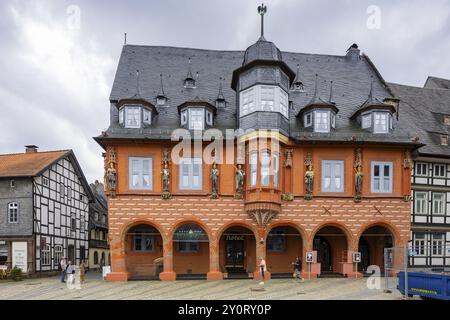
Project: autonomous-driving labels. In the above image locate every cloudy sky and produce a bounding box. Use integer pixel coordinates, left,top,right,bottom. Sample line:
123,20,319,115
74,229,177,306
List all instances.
0,0,449,182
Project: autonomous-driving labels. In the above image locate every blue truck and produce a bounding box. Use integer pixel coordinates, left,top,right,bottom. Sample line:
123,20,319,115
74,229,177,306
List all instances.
397,271,450,300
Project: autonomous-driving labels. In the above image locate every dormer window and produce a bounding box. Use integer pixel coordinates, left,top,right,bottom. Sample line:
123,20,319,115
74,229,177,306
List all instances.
184,78,196,89
362,113,371,129
374,112,389,133
118,104,155,128
441,134,449,146
189,108,204,130
178,101,216,130
156,96,167,106
239,85,289,118
444,115,450,125
302,109,337,133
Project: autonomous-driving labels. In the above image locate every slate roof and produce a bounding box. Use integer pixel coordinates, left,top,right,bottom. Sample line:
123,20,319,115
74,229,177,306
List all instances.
388,82,450,157
97,43,420,147
424,76,450,90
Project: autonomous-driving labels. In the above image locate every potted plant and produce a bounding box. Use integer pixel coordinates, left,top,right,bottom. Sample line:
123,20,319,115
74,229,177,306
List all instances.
10,266,23,281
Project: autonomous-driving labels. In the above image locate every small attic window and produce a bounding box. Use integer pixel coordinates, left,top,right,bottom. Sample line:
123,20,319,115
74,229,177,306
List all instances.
184,78,196,89
156,95,167,106
441,134,449,146
444,115,450,125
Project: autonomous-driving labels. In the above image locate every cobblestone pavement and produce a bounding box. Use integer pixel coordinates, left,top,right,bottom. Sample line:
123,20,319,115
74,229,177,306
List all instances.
0,273,406,300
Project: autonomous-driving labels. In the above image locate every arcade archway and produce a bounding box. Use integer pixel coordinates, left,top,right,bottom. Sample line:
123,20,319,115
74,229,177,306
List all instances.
313,225,350,274
266,226,303,276
358,225,394,273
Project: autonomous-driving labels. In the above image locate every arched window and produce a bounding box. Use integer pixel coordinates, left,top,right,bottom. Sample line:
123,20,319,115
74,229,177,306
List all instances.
7,203,19,224
94,251,99,265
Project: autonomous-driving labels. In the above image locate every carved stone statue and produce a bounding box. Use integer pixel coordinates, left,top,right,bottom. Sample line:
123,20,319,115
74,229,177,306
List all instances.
354,147,363,202
161,162,170,192
235,164,245,194
305,167,314,194
211,163,219,198
106,162,117,195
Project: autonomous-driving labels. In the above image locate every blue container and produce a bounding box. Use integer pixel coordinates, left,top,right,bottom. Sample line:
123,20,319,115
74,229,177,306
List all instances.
397,271,450,300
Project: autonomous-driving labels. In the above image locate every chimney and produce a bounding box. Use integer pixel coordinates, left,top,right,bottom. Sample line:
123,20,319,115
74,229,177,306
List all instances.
25,145,38,153
346,43,360,61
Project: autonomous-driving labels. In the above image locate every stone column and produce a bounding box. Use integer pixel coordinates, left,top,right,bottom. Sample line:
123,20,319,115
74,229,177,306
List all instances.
106,235,130,281
159,238,176,281
207,237,223,281
253,227,271,281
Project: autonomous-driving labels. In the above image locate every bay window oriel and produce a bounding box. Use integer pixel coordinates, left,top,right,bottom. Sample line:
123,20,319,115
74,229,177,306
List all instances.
248,151,280,189
239,85,289,118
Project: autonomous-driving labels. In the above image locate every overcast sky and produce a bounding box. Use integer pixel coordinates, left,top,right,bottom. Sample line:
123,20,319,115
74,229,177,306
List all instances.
0,0,449,183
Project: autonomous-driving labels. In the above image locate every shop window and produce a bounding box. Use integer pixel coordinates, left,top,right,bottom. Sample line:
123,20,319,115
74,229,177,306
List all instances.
267,229,287,252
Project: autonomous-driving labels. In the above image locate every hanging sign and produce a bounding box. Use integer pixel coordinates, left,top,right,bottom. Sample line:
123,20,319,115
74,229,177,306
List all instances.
226,235,244,241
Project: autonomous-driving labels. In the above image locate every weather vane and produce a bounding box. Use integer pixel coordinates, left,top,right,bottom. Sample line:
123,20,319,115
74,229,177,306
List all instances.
258,3,267,39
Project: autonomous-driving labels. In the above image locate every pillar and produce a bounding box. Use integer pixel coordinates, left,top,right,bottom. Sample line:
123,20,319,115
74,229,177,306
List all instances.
159,238,176,281
253,227,271,281
106,235,130,281
207,238,223,281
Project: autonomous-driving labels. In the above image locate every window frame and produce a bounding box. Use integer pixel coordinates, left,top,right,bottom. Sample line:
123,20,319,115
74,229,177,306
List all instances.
414,234,426,256
304,112,313,128
362,113,372,129
142,108,152,125
415,162,428,177
54,245,63,265
7,202,19,224
321,160,345,193
41,244,51,266
433,164,446,178
432,192,445,215
414,191,428,215
371,161,393,193
179,158,203,190
314,110,330,133
373,112,389,133
431,234,444,256
176,241,200,253
188,108,205,131
133,233,155,252
124,105,142,129
128,157,153,190
250,153,258,187
239,85,289,118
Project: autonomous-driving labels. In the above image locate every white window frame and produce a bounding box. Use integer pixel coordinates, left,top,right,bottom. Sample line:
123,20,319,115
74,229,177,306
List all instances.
431,234,444,256
432,192,445,215
206,110,213,126
239,85,289,118
371,161,393,193
188,108,205,131
374,112,389,133
250,153,258,187
41,244,51,266
119,108,124,125
260,152,271,187
129,157,153,190
54,245,63,265
181,110,188,125
414,192,428,215
433,164,446,178
414,234,426,256
304,112,312,127
143,108,152,125
7,202,19,224
273,153,279,188
415,162,428,176
322,160,344,192
133,234,155,252
125,106,142,129
314,110,330,133
179,158,202,190
362,113,371,129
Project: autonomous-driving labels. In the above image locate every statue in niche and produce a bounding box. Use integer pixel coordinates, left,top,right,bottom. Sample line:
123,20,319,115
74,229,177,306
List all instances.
235,164,245,195
211,163,219,198
354,148,363,202
161,162,170,192
304,153,314,200
106,162,117,196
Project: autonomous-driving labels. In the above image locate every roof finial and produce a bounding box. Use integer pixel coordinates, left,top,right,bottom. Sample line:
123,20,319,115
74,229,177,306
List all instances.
187,57,193,79
313,74,319,98
124,33,127,45
136,69,140,96
329,81,335,104
369,75,374,99
158,73,165,96
258,3,267,40
217,77,225,100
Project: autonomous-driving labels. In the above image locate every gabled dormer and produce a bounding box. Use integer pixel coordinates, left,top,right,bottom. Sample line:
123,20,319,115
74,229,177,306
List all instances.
178,99,217,131
297,76,338,133
351,78,396,134
117,70,158,128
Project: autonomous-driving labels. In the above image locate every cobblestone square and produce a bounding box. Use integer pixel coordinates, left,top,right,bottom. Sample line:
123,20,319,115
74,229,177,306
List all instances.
0,273,405,300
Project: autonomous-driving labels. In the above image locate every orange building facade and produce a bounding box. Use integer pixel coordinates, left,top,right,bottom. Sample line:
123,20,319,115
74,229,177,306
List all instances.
96,10,419,281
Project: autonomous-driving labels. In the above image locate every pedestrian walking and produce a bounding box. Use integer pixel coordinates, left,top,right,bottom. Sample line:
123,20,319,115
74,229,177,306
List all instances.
60,258,67,283
292,256,304,281
79,260,86,283
259,256,267,285
66,261,75,285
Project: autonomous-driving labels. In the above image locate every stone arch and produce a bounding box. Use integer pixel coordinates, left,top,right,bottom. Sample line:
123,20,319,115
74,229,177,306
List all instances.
216,221,258,240
310,221,353,249
169,218,212,242
266,221,308,244
120,219,167,243
355,221,401,248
